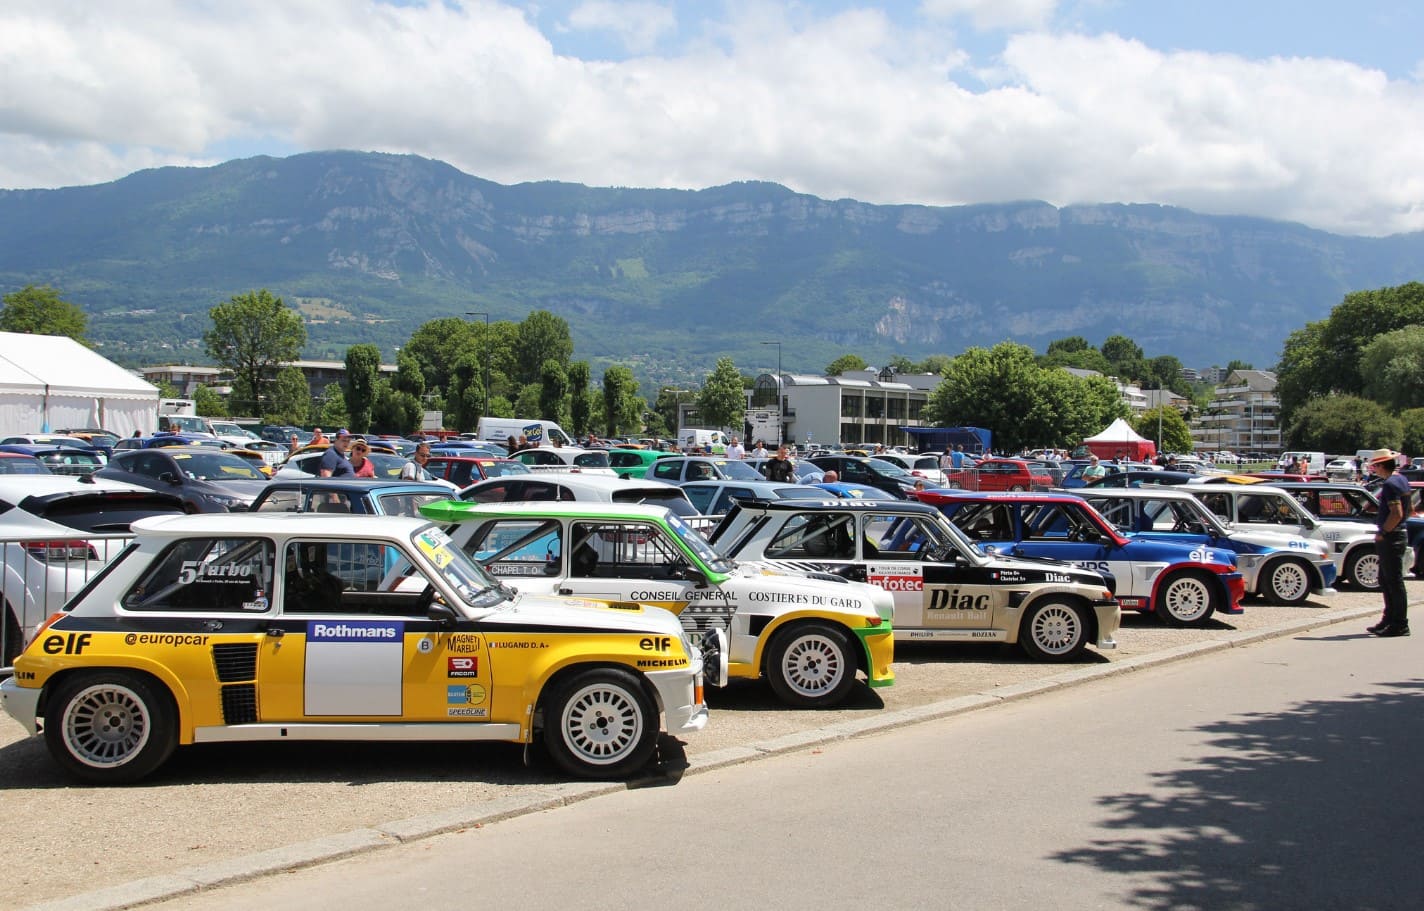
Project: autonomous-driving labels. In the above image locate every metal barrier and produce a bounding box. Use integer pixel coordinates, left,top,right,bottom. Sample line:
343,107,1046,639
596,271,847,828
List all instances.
1,532,133,677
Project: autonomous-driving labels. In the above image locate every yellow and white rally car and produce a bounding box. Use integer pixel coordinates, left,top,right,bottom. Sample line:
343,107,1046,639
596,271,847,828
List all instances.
0,513,708,784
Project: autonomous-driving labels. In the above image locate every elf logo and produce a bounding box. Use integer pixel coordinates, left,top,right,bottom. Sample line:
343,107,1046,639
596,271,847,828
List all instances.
43,633,92,655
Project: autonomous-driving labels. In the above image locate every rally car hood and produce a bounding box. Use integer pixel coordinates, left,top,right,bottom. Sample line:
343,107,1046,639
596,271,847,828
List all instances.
493,590,691,638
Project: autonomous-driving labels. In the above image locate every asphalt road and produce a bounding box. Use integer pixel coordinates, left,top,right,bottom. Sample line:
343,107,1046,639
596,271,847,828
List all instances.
3,585,1417,909
138,610,1424,911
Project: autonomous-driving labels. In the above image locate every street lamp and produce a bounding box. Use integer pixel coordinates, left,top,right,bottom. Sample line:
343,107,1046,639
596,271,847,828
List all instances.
466,311,490,420
761,341,782,445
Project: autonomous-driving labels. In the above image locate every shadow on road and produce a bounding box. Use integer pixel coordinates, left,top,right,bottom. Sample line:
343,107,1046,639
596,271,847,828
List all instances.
1050,677,1424,910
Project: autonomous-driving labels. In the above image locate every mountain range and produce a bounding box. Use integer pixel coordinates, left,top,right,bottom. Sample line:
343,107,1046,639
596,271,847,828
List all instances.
1,150,1421,387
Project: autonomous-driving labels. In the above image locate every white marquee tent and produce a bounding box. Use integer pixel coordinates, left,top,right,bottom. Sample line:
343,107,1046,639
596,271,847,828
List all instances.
0,332,158,437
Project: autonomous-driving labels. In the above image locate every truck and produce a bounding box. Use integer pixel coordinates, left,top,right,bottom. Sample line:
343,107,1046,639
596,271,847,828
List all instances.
474,417,574,448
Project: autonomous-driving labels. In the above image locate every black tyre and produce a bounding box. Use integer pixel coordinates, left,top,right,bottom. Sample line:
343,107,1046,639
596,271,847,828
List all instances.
1019,599,1089,661
1262,558,1313,605
543,667,658,779
1343,547,1381,591
765,622,857,708
1154,570,1219,627
43,671,177,784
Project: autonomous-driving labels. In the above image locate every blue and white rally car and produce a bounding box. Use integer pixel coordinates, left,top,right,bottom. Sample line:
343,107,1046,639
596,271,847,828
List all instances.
1077,487,1336,604
917,490,1246,627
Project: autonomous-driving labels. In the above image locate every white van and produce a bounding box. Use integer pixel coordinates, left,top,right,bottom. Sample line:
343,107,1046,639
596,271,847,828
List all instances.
1277,451,1325,473
475,417,574,448
679,428,727,453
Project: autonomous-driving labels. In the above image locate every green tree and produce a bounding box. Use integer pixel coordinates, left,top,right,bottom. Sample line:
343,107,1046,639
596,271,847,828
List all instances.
825,354,867,376
1040,336,1111,374
0,284,87,342
1283,394,1400,452
601,366,639,436
204,289,306,416
371,380,421,435
697,357,745,431
567,361,591,436
1046,336,1093,356
447,353,486,433
1134,406,1193,454
915,354,954,376
155,380,182,399
539,359,568,424
1101,334,1146,381
514,311,573,386
316,383,349,428
392,351,425,399
1275,282,1424,421
343,344,382,434
1144,355,1185,392
403,318,477,394
265,367,311,426
652,386,687,437
925,343,1126,452
1225,359,1254,372
1399,408,1424,456
1360,326,1424,412
193,385,228,418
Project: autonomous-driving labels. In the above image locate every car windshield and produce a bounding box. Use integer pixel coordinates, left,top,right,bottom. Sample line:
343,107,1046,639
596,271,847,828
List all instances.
410,525,508,610
613,487,698,518
170,452,267,481
865,458,912,479
0,456,49,474
374,492,452,517
718,460,764,480
665,513,735,573
480,460,529,477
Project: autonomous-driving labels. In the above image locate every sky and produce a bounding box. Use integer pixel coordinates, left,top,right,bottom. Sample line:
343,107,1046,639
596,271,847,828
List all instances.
2,0,1422,236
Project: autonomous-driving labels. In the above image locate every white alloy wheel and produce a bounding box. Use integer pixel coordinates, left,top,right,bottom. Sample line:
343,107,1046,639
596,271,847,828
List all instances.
767,622,857,707
1021,600,1087,660
1264,559,1312,605
544,668,657,779
1155,571,1217,626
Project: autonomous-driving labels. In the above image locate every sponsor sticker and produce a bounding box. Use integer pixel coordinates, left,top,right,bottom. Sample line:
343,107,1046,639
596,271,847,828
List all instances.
448,634,481,653
448,656,479,677
447,683,487,705
123,633,210,647
307,621,403,642
417,637,434,653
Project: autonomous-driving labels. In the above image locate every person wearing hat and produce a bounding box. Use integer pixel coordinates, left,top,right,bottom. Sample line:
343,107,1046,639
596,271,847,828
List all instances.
318,429,355,478
1367,448,1411,637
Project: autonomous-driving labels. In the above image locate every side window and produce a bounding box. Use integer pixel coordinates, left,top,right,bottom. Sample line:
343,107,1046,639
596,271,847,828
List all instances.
571,521,685,579
1088,499,1136,533
955,504,1015,541
683,485,718,514
467,481,515,503
282,540,410,614
521,481,563,501
123,537,275,612
652,461,681,481
766,513,857,559
1237,494,1281,524
714,487,755,514
254,489,303,512
464,519,563,576
866,514,935,558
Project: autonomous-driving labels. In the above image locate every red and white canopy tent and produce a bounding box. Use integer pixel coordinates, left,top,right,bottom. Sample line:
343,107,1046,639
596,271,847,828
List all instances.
1081,417,1156,462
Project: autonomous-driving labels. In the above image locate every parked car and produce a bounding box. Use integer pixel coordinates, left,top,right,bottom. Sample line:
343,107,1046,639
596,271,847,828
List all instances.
94,447,270,512
917,489,1246,626
680,479,826,517
1267,481,1378,524
419,499,894,707
649,456,766,484
0,444,103,476
959,458,1056,492
273,448,454,490
458,473,703,523
1059,461,1126,488
0,513,707,782
607,448,669,479
423,455,530,487
0,435,108,461
874,453,948,487
745,456,825,484
706,497,1119,661
1185,483,1381,590
0,452,50,475
0,477,186,664
514,446,615,476
1082,470,1197,488
807,455,917,498
1077,488,1336,604
113,434,229,452
249,478,454,517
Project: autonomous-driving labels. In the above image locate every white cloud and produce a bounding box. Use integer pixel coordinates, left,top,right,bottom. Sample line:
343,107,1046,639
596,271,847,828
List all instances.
919,0,1058,31
0,1,1421,236
565,1,676,54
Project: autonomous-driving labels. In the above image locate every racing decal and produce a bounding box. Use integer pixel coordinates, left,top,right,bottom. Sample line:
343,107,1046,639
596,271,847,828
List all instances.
241,590,270,612
490,562,546,576
121,633,209,647
489,640,549,649
639,636,672,652
868,563,923,592
926,587,991,611
304,621,404,717
637,657,689,668
448,656,479,677
42,633,92,655
177,561,256,584
417,637,434,653
992,569,1026,582
448,633,482,652
447,683,489,717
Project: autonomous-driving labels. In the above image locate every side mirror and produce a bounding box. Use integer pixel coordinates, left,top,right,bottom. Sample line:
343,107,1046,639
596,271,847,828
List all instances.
158,472,182,486
426,602,458,628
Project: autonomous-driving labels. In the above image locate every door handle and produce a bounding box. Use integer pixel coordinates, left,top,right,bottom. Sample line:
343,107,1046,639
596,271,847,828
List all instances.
558,587,572,595
265,627,285,638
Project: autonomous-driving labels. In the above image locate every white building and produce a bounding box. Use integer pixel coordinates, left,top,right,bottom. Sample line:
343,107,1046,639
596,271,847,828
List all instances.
748,367,936,448
1192,369,1281,456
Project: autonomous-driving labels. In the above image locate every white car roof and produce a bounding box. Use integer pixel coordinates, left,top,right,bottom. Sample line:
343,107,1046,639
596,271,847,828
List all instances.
0,475,152,500
129,512,435,540
450,501,673,520
463,473,679,499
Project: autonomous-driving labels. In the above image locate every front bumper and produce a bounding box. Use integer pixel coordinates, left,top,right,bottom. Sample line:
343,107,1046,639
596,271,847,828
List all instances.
644,666,708,735
853,618,896,688
1092,599,1120,650
0,676,41,736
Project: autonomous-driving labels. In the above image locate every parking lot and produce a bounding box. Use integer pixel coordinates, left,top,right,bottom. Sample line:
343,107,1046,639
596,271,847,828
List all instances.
1,586,1412,908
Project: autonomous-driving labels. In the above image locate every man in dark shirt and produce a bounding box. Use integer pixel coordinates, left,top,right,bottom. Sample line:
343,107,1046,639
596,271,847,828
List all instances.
1367,448,1411,637
319,429,355,478
764,444,795,483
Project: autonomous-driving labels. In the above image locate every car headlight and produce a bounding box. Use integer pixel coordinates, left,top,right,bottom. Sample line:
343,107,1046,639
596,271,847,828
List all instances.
208,494,248,511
